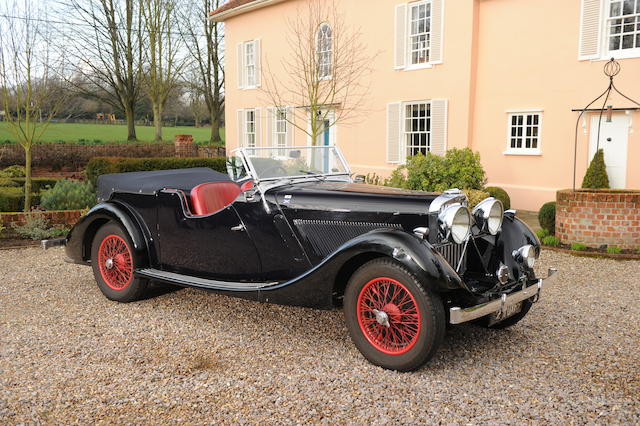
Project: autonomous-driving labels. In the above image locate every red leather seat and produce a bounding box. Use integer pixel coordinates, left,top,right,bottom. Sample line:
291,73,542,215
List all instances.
190,182,241,216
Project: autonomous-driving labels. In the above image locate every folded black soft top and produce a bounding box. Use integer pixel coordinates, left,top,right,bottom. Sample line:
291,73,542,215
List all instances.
97,168,232,202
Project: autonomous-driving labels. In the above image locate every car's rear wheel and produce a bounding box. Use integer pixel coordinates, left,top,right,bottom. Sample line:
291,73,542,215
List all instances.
91,222,148,302
344,258,445,371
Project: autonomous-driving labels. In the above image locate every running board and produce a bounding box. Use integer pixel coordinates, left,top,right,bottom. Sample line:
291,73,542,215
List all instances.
135,268,278,291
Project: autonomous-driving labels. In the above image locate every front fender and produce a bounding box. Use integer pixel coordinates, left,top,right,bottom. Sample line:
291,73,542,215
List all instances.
497,214,541,279
65,202,149,266
258,228,465,308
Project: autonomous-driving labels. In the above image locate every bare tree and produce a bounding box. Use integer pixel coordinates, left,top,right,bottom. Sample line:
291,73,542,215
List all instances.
0,1,68,211
181,0,225,143
63,0,145,141
140,0,185,142
261,0,374,146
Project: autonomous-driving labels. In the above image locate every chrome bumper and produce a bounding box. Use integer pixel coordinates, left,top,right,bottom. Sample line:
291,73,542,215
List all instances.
449,268,558,325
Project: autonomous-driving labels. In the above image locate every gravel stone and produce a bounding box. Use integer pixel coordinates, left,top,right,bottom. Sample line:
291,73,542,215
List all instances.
1,248,638,423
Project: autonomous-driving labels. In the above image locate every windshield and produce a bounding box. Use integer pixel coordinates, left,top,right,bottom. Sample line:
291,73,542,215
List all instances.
229,146,350,182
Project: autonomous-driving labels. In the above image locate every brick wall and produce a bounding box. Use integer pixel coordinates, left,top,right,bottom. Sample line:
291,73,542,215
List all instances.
556,189,640,249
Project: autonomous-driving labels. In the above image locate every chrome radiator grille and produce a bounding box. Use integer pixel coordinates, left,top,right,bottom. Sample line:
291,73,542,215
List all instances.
434,241,467,271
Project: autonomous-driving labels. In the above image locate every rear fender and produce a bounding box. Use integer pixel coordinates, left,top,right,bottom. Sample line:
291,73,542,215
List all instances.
65,202,150,266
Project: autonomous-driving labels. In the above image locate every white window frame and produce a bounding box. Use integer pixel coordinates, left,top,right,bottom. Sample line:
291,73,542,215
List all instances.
603,0,640,58
317,23,333,80
244,42,256,88
245,109,256,148
504,110,543,156
273,107,288,157
403,101,431,157
407,0,432,69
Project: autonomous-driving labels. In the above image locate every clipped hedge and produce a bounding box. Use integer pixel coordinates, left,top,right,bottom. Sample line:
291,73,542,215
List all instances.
86,156,228,187
6,177,59,192
0,187,43,212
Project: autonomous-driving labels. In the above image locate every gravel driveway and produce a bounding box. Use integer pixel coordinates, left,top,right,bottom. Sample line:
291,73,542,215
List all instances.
1,247,638,423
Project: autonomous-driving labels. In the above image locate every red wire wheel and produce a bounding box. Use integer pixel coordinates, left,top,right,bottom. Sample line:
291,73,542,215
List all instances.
97,234,133,291
356,277,422,355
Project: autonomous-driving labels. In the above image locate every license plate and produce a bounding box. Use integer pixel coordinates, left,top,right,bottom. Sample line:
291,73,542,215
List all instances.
488,301,522,326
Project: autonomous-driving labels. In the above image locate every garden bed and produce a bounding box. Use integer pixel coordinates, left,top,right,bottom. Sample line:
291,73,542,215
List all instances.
541,243,640,260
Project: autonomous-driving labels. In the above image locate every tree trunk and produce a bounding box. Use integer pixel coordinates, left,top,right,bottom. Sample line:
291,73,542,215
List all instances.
153,103,162,142
210,111,221,143
125,102,137,141
23,147,32,212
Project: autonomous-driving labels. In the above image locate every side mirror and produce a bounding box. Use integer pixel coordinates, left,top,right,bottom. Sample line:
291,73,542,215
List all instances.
354,175,365,183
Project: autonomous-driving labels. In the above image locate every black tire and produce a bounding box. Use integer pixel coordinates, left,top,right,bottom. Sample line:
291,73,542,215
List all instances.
482,299,533,329
91,222,148,302
344,258,446,371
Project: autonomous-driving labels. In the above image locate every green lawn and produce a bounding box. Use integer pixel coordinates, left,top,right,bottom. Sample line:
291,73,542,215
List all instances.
0,122,225,144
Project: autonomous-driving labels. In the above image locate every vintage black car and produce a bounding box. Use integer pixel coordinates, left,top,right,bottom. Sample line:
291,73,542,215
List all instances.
51,146,557,371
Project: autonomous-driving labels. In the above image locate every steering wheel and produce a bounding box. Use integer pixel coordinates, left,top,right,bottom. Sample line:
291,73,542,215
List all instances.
260,165,287,178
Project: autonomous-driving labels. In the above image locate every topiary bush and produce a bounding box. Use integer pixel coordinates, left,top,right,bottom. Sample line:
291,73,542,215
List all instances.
86,156,228,188
538,201,556,235
386,148,486,192
40,179,96,211
485,186,510,210
582,149,609,189
0,165,26,178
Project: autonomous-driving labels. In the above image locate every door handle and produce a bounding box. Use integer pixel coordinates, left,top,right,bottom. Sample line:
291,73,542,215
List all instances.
231,224,246,232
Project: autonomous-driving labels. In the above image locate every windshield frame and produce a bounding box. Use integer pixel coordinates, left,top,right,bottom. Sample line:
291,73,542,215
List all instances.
230,145,352,184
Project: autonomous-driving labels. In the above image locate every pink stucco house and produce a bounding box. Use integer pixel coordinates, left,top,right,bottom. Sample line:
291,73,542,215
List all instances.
210,0,640,210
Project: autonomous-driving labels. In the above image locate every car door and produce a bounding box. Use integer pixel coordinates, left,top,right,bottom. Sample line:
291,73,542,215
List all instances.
156,191,261,280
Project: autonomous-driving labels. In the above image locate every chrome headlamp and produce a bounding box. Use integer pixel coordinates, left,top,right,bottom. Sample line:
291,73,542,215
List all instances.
472,197,504,235
513,244,538,268
438,204,471,244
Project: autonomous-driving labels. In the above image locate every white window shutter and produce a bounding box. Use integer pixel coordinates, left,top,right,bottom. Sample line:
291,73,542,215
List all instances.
579,0,603,60
430,99,448,155
266,107,273,146
286,107,295,146
429,0,444,64
254,108,262,147
387,102,402,163
237,43,245,89
394,4,407,69
236,109,245,147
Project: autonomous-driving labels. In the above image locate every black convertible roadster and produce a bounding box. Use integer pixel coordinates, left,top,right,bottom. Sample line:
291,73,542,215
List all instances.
48,146,557,371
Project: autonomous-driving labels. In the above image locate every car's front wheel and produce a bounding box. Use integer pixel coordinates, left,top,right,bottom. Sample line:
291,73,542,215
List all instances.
344,258,445,371
91,222,148,302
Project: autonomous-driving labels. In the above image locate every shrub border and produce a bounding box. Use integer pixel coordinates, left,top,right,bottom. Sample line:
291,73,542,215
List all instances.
0,209,84,239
